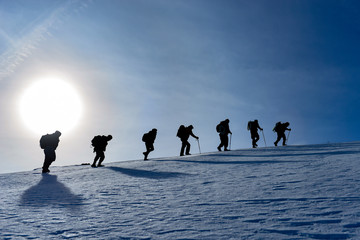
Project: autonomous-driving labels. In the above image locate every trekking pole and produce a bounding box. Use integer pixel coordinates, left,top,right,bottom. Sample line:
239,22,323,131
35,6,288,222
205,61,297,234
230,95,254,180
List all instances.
261,130,267,147
229,133,232,150
197,139,201,154
286,131,291,145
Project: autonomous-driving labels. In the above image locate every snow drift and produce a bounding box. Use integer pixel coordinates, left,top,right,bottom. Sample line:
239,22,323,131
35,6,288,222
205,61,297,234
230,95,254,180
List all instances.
1,142,360,239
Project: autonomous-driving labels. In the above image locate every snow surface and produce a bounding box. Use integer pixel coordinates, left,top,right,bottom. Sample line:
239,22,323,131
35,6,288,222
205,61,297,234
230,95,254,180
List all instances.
1,142,360,239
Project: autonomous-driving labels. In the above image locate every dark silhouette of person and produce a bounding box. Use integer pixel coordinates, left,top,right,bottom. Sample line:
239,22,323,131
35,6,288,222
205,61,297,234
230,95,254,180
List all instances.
91,135,112,167
177,125,199,156
217,119,232,151
248,119,263,148
273,122,291,146
142,128,157,160
39,130,61,173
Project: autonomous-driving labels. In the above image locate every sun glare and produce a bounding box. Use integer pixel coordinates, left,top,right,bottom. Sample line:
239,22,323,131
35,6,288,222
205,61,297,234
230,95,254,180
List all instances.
19,78,83,135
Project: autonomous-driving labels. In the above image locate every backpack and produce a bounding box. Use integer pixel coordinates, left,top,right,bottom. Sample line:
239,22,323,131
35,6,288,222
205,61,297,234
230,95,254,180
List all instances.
216,123,225,134
216,123,221,133
247,121,252,131
176,125,186,138
273,122,281,132
142,133,148,142
91,135,102,147
39,134,50,149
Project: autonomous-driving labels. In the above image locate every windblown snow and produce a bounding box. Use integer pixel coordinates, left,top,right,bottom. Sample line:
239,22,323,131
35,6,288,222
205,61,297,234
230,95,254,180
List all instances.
1,142,360,239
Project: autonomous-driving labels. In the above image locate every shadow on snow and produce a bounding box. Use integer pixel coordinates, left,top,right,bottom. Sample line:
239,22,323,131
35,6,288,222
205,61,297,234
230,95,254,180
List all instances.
163,159,305,165
207,149,360,159
19,174,84,210
107,166,190,179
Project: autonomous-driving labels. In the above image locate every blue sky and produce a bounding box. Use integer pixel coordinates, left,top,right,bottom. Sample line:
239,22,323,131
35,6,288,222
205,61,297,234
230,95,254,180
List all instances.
0,0,359,173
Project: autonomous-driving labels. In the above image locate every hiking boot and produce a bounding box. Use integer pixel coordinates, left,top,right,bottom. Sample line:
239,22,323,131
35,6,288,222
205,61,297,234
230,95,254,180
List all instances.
42,169,50,173
217,146,221,151
274,142,277,146
224,149,230,151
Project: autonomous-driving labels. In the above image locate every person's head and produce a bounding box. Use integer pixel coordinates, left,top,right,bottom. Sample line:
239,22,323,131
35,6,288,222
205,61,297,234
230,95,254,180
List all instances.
107,135,113,140
285,122,290,127
254,119,258,123
152,128,157,132
188,125,194,129
54,130,62,137
225,119,230,123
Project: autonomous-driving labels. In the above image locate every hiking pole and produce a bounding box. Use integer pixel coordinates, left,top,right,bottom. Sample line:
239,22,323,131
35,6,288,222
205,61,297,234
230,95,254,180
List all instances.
286,131,291,145
261,130,267,147
197,139,201,154
229,133,232,150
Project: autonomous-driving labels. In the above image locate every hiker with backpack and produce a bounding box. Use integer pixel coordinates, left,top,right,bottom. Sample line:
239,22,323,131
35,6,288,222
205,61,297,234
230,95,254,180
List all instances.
177,125,199,156
247,119,263,148
91,135,112,167
216,119,232,151
273,122,291,146
142,128,157,160
39,130,62,173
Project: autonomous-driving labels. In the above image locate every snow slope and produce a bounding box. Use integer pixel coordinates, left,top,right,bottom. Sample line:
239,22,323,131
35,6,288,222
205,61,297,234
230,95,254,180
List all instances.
1,142,360,239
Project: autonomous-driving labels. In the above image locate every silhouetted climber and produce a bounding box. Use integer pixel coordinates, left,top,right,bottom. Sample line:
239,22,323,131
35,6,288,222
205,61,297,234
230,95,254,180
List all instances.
247,119,263,148
273,122,291,146
216,119,232,151
142,128,157,160
91,135,112,167
39,130,61,173
176,125,199,156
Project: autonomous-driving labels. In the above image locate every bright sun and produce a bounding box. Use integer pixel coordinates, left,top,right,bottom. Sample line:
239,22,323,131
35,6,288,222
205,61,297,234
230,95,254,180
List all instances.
19,78,83,135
